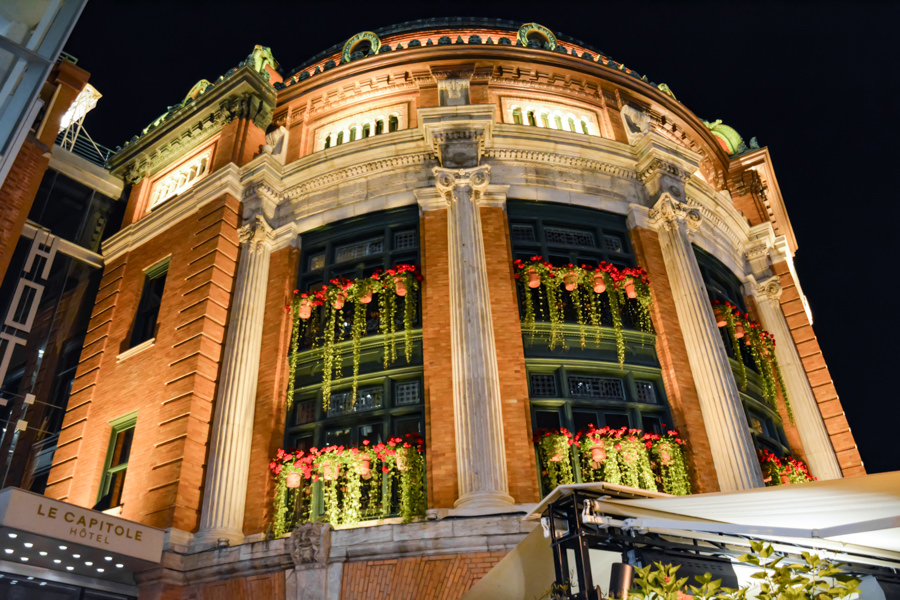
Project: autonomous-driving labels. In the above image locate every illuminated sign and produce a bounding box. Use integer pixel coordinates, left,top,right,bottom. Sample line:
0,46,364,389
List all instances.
0,488,164,563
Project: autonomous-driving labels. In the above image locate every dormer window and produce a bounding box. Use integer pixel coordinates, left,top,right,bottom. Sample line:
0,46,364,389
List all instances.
148,150,212,210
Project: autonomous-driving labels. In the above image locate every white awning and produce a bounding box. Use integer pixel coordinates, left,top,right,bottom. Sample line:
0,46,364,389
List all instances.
525,471,900,565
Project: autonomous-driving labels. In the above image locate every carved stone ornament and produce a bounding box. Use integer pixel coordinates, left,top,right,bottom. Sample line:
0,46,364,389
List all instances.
648,195,701,232
289,522,331,568
433,165,491,200
755,276,783,302
238,214,275,250
638,157,692,185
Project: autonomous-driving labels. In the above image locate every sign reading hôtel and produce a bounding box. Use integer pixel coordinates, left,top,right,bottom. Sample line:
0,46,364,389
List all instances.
0,487,164,564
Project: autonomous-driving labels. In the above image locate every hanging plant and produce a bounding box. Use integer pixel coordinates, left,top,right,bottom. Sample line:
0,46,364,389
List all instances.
758,449,814,486
713,301,792,422
575,426,622,485
533,428,575,490
648,430,691,495
286,265,421,413
615,429,657,491
514,259,653,367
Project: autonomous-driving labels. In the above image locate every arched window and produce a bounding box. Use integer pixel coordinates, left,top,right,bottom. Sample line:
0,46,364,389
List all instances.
336,131,344,145
375,120,384,135
554,115,563,130
568,117,576,132
527,111,537,126
580,120,590,135
362,123,370,138
388,115,399,132
512,108,523,125
540,113,550,128
324,135,331,149
349,127,357,142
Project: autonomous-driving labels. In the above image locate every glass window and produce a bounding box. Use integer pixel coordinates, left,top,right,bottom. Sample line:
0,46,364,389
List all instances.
94,414,136,511
130,258,169,348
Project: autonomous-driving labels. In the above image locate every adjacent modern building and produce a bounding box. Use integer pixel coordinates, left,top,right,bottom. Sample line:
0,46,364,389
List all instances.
2,17,873,599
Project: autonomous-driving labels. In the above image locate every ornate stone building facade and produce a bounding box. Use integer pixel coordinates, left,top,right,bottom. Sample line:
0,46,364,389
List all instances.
43,18,862,599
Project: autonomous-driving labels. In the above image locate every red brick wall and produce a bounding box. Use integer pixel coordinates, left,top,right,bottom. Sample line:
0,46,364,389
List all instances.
340,552,504,600
629,226,719,493
46,194,241,532
0,139,51,282
420,210,458,508
773,261,864,477
480,206,539,503
139,572,284,600
243,246,298,535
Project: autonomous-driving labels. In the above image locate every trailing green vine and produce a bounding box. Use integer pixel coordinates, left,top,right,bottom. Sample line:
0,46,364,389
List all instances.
534,428,575,490
286,265,421,412
268,433,427,535
514,259,654,367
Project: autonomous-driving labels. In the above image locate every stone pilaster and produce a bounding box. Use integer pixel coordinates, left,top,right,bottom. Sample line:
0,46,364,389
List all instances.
192,214,274,549
433,165,514,513
751,277,842,480
648,195,763,491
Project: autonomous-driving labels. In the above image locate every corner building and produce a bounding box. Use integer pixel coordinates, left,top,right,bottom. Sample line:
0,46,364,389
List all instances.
46,18,863,599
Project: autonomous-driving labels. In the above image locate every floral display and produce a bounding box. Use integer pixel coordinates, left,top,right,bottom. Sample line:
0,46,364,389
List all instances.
534,425,691,496
286,265,421,410
513,258,653,366
757,448,815,486
712,301,792,420
269,433,426,537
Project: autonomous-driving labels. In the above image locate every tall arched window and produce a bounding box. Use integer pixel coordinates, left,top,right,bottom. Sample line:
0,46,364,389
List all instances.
554,115,563,130
362,123,371,138
567,117,576,132
540,113,550,128
375,120,384,135
580,120,590,135
388,116,399,132
324,134,331,149
512,108,523,125
349,127,357,142
527,111,537,126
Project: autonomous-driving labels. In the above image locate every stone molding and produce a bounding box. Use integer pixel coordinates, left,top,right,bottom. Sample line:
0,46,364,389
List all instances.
283,152,432,200
483,147,637,180
239,214,277,251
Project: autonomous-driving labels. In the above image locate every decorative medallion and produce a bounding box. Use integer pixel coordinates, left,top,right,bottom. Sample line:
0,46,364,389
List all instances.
342,31,381,63
517,22,558,50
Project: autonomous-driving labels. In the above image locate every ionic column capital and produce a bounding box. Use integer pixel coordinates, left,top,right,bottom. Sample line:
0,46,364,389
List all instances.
648,194,701,233
755,276,783,302
238,214,275,252
433,165,491,199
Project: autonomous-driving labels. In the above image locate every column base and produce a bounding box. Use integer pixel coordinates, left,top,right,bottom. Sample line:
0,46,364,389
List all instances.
452,491,516,516
188,527,245,553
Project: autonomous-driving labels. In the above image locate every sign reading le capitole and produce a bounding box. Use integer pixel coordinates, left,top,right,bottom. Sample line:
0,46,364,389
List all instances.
0,488,164,563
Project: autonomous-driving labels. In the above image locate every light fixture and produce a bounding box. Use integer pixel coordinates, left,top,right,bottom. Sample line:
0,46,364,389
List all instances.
53,559,61,564
7,533,16,539
23,542,32,548
19,556,28,561
3,549,12,554
58,545,67,550
66,566,74,571
97,568,105,573
39,551,47,556
104,556,113,561
72,554,80,559
40,582,47,586
26,577,33,580
85,561,93,566
115,563,124,568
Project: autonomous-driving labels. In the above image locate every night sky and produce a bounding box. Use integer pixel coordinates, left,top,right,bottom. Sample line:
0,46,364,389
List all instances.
64,1,900,474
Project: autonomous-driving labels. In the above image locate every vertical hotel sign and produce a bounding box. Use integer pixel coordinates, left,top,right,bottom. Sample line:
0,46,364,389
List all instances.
0,488,164,563
0,231,57,391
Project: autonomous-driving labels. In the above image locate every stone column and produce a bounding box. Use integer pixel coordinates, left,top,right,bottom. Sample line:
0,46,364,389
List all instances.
433,165,515,513
751,277,842,480
649,196,763,491
192,214,274,549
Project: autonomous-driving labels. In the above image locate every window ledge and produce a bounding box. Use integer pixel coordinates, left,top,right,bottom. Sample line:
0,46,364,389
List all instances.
117,338,155,363
102,505,123,517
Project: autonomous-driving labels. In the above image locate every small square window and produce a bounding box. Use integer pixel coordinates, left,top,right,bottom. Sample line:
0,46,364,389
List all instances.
529,374,558,397
603,234,624,253
394,381,421,406
635,381,657,404
393,230,417,250
308,252,326,271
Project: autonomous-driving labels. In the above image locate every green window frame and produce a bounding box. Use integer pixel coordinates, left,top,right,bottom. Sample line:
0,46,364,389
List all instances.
129,257,169,348
95,412,137,511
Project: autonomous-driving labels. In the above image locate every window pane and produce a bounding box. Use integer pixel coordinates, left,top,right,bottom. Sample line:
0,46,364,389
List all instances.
108,469,127,507
110,428,134,468
327,386,383,417
530,373,558,397
603,413,630,429
635,381,658,404
394,381,421,406
544,226,595,248
568,376,624,400
534,410,561,432
334,238,384,263
573,410,601,433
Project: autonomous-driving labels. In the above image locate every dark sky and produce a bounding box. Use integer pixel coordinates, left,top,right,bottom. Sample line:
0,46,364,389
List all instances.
65,1,900,474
